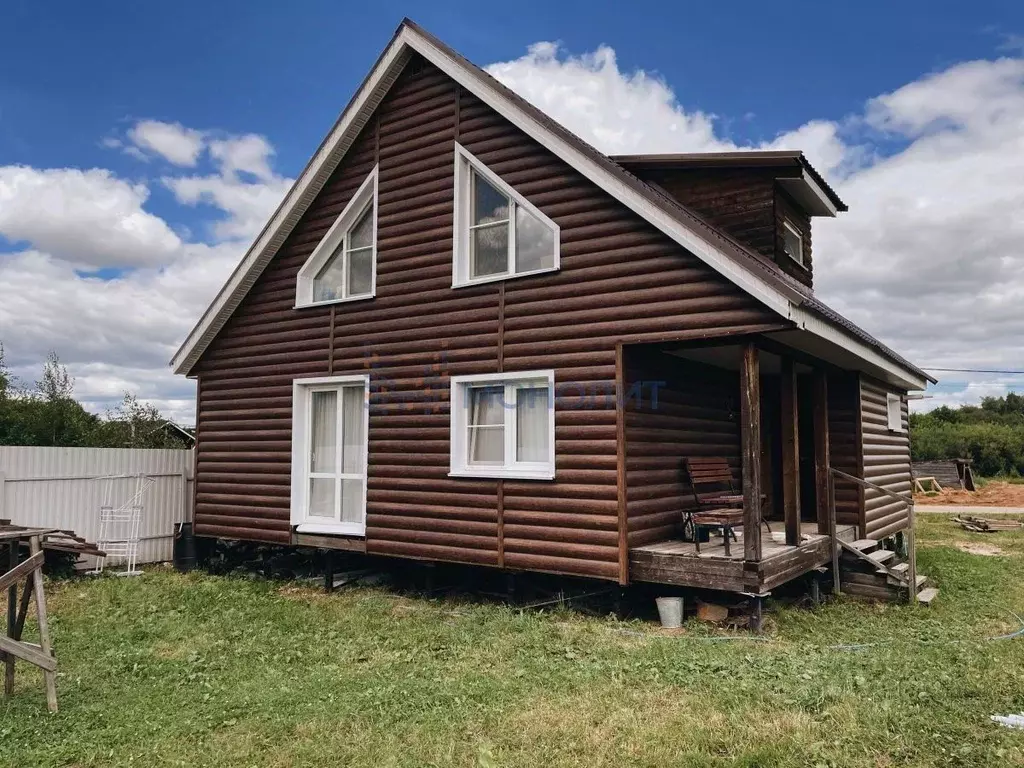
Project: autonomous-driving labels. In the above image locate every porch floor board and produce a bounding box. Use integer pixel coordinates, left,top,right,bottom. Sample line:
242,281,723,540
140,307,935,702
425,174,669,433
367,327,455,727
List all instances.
630,522,857,593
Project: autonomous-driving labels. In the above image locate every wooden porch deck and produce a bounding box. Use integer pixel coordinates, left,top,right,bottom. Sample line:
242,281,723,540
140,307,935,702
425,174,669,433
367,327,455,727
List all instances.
630,522,857,593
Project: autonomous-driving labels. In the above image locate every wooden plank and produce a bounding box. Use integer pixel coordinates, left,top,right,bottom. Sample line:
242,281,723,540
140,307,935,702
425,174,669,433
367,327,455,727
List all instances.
780,357,800,546
13,576,33,640
829,470,839,595
867,549,895,564
812,370,830,536
0,551,43,594
4,542,14,696
907,503,918,605
615,343,628,585
30,537,57,711
291,532,368,552
740,343,762,562
0,634,56,673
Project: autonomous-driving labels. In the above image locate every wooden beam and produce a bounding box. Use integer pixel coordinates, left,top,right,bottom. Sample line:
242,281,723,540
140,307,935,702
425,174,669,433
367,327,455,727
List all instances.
13,576,33,640
615,344,630,585
781,358,800,546
29,536,57,711
812,370,830,536
4,542,15,696
740,343,762,562
0,551,43,594
0,634,55,673
291,532,367,552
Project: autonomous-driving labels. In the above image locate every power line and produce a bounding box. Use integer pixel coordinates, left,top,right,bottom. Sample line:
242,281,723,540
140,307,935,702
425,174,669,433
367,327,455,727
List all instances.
924,367,1024,375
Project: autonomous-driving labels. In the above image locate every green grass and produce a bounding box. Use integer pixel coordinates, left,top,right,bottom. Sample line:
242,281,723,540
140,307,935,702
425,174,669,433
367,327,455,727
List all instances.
4,517,1024,767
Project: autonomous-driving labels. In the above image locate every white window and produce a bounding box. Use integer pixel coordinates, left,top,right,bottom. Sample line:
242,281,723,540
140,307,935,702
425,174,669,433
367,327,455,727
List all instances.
887,392,905,433
290,375,369,535
449,371,555,480
781,220,804,266
452,143,559,287
295,166,378,307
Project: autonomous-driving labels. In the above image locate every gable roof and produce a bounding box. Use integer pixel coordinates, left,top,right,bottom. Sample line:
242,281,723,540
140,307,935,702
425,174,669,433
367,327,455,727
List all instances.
171,18,933,389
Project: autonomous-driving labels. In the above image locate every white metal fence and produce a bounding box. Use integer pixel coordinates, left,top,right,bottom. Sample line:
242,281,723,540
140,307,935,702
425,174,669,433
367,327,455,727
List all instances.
0,446,194,567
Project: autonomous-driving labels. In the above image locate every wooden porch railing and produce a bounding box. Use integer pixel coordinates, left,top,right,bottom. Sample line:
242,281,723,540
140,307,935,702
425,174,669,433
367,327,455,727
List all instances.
827,467,917,603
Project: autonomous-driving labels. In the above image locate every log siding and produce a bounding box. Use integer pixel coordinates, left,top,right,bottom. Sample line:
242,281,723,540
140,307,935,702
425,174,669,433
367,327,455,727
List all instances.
192,54,780,580
860,377,912,539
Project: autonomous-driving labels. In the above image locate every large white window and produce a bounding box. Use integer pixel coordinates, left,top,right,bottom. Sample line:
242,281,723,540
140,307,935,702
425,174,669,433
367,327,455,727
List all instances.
887,392,905,433
290,375,369,535
449,371,555,480
296,166,378,307
452,143,559,287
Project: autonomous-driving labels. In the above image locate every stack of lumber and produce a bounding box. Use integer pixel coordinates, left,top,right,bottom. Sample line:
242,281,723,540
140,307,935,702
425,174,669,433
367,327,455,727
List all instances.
912,460,976,492
0,521,105,559
952,516,1024,533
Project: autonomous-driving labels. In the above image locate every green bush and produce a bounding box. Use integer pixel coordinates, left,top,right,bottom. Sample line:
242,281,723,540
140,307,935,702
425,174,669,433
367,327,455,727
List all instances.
911,393,1024,476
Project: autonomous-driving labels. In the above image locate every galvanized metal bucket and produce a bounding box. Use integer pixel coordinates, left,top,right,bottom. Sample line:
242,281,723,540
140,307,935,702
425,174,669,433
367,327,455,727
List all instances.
655,596,684,628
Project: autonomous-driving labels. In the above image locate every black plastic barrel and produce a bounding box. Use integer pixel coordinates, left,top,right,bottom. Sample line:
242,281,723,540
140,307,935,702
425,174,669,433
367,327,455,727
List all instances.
173,522,197,572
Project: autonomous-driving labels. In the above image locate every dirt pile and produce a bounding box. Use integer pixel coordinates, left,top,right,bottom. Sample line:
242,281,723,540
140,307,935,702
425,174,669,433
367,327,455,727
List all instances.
915,481,1024,507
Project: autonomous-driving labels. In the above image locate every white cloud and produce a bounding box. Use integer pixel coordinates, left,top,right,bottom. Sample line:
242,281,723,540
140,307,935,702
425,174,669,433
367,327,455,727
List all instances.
209,134,277,181
0,122,292,423
3,46,1023,425
487,42,731,156
127,120,205,166
487,44,1024,409
0,167,181,267
165,132,290,241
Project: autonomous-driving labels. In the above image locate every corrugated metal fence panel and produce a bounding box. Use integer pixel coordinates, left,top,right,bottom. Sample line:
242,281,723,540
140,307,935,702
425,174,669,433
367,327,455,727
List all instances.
0,446,194,566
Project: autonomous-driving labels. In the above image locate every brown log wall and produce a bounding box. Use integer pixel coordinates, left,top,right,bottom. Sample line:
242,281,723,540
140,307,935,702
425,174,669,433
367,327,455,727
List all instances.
192,54,779,580
629,167,814,289
827,372,863,531
860,377,912,539
623,349,742,549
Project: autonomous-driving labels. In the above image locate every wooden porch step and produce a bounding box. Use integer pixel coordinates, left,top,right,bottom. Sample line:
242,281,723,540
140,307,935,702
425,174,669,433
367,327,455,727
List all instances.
848,539,879,553
917,587,939,605
890,562,909,576
867,549,896,565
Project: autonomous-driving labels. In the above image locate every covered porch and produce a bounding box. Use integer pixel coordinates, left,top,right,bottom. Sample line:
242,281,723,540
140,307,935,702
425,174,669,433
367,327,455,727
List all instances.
621,335,861,594
630,522,856,593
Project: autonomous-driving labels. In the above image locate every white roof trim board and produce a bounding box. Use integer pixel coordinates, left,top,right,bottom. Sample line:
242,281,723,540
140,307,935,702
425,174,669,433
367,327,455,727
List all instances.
171,21,929,391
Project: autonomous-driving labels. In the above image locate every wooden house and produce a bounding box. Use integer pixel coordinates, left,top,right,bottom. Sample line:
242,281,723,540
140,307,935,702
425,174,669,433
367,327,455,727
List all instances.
171,20,935,599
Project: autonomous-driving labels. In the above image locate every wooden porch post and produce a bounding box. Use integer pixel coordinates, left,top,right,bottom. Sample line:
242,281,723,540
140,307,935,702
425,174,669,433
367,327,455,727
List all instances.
740,343,762,562
781,358,800,546
812,370,830,535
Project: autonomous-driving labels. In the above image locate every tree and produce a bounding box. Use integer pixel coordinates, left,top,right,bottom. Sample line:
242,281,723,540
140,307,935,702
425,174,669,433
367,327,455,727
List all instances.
25,351,97,446
96,393,186,449
0,343,10,398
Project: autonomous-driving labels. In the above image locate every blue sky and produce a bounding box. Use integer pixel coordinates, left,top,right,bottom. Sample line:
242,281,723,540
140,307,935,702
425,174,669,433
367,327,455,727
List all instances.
4,1,1018,185
1,1,1022,420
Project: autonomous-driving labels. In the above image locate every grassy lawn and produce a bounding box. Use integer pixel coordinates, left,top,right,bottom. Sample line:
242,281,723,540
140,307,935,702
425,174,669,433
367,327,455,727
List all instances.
3,516,1024,767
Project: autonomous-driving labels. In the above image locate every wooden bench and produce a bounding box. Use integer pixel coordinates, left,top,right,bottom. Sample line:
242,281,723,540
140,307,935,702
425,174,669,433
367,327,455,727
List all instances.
683,457,769,555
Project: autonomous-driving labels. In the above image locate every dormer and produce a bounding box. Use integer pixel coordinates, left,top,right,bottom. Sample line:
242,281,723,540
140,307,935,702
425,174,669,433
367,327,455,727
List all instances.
612,151,847,290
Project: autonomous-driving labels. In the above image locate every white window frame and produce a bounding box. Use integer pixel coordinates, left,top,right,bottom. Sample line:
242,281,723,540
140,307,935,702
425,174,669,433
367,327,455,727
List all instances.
449,370,556,480
887,392,905,433
781,220,804,266
290,374,370,536
452,142,559,288
295,165,378,307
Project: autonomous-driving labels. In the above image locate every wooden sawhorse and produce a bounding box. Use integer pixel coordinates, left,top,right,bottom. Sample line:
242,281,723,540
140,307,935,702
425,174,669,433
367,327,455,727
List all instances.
1,526,59,712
